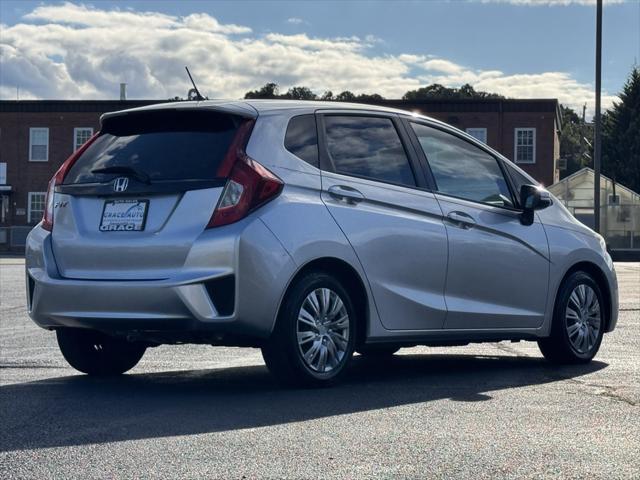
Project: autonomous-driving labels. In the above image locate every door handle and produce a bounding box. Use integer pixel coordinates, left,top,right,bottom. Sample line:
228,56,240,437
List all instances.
327,185,365,204
446,211,476,229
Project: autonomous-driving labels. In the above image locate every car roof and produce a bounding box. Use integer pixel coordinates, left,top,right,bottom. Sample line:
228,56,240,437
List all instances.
101,98,442,124
241,98,411,115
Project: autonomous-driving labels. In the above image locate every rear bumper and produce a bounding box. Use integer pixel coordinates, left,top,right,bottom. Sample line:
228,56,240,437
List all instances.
25,218,296,343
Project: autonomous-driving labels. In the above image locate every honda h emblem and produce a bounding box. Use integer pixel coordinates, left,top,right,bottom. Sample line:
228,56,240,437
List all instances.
113,177,129,192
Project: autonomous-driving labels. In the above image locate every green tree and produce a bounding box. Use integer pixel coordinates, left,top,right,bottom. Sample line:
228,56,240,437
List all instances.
283,86,317,100
403,83,504,100
320,90,334,101
355,93,384,102
602,66,640,193
559,105,593,178
244,82,280,99
334,90,356,101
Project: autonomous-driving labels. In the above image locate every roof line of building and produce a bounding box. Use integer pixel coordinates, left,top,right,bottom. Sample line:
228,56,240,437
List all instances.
554,167,640,197
0,97,562,131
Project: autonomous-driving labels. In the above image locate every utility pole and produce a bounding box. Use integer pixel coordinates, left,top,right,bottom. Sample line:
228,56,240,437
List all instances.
594,0,603,233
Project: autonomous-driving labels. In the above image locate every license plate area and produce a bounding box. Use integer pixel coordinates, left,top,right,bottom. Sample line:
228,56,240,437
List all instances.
99,199,149,232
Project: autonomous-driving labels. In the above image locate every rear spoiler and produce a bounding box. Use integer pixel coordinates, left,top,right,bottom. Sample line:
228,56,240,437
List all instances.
100,101,258,127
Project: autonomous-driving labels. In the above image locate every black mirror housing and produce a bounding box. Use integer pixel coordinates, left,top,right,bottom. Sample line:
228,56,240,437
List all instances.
520,184,552,225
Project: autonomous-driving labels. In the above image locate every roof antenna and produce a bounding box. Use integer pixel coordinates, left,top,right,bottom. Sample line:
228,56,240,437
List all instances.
185,66,205,101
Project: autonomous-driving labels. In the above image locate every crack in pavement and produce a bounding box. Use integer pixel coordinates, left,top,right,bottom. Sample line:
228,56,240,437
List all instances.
491,343,639,407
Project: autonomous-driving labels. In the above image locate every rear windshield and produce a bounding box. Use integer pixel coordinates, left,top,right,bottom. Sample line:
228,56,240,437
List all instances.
64,110,241,184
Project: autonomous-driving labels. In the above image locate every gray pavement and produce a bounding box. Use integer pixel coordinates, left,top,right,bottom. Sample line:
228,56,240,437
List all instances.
0,259,638,479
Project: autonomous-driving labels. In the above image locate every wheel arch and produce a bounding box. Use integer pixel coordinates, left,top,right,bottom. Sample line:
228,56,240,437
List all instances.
557,261,613,332
275,256,370,347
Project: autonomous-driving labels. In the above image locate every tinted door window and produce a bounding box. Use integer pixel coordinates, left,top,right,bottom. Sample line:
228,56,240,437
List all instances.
324,116,415,186
411,123,513,207
284,114,318,167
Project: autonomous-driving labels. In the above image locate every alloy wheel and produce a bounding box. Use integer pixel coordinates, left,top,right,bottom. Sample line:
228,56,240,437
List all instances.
565,283,601,354
296,288,350,373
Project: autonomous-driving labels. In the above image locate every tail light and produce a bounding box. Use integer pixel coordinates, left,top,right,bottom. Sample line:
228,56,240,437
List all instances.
42,133,99,231
207,121,283,228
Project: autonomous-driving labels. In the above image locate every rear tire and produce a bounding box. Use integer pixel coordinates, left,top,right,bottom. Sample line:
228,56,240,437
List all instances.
262,271,357,387
538,271,605,364
357,346,400,358
56,328,146,376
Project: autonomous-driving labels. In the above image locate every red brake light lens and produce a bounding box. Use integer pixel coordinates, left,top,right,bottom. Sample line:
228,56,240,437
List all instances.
207,154,283,228
42,132,99,231
207,120,283,228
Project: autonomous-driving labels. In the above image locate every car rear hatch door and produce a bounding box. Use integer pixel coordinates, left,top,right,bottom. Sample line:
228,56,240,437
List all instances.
51,106,254,280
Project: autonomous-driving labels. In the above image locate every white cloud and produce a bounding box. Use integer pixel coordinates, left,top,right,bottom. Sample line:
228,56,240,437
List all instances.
423,59,465,75
287,17,304,25
182,13,252,34
0,1,615,115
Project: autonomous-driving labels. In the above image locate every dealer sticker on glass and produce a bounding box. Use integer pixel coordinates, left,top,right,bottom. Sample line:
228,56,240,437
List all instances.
99,199,149,232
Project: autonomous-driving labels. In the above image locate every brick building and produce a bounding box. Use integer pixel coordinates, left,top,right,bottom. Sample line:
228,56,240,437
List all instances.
0,98,561,250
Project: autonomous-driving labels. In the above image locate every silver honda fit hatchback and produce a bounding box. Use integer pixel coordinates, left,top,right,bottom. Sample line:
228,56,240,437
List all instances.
25,100,618,386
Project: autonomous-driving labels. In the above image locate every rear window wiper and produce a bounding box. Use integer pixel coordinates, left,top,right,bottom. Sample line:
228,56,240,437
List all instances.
91,166,151,184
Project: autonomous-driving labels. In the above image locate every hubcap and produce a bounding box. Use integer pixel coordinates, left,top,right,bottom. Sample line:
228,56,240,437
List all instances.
297,288,350,373
565,284,601,354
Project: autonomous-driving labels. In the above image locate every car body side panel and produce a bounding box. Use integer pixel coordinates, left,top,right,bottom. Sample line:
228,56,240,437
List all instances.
436,194,551,329
320,171,449,331
256,166,387,339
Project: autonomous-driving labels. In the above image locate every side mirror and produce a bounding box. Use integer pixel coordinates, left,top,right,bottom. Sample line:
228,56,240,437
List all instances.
520,184,552,225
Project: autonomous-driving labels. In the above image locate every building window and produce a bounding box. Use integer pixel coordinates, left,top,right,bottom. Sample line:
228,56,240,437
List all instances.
466,128,487,144
514,128,536,164
74,127,94,151
28,192,46,224
29,128,49,162
0,163,6,185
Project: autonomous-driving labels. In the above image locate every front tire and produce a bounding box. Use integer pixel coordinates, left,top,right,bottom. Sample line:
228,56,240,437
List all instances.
57,328,146,376
538,271,605,364
262,271,357,387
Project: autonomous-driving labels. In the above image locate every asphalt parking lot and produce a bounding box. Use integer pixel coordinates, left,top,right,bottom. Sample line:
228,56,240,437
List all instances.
0,259,638,479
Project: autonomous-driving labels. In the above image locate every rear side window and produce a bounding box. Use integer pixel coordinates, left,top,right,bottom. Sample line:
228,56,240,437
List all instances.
64,110,241,184
323,116,416,187
284,114,318,167
411,123,514,208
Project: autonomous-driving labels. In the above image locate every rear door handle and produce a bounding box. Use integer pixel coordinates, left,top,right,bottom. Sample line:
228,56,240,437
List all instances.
446,211,476,229
327,185,365,204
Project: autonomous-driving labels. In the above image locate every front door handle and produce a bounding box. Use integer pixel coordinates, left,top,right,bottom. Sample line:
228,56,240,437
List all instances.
327,185,365,204
446,211,476,229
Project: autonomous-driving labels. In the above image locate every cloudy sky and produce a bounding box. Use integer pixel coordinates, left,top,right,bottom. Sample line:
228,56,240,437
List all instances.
0,0,638,115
